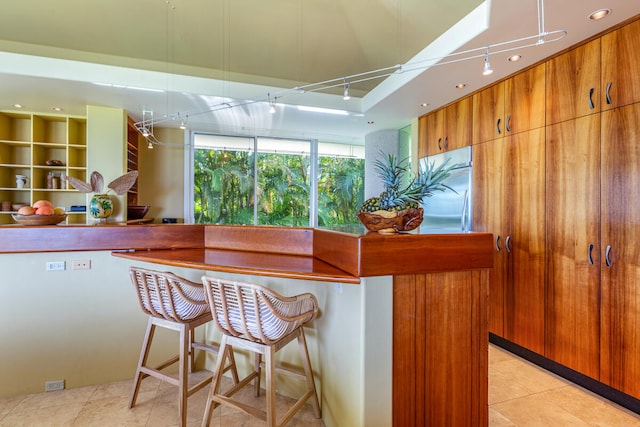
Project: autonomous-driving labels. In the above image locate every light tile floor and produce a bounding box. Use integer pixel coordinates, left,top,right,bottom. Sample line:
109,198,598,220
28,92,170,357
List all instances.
1,345,639,426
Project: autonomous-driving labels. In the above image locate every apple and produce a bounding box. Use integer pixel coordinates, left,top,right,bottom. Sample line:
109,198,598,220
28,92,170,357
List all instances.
33,200,54,209
35,206,55,215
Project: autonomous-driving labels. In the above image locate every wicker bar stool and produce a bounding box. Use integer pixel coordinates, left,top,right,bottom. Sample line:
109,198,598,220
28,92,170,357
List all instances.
200,276,322,427
128,267,238,427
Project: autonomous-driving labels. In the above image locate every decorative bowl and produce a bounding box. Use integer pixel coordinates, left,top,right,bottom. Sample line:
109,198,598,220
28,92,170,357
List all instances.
357,208,424,233
12,214,67,226
127,205,150,220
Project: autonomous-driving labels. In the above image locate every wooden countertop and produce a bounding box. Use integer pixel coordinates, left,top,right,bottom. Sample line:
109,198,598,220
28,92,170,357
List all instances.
112,248,361,284
0,223,494,282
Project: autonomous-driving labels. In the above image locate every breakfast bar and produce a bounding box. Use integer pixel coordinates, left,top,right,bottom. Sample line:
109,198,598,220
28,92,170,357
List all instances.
0,223,493,426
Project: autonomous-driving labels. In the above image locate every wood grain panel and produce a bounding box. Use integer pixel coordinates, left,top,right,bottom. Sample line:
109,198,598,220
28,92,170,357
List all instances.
0,224,204,253
359,232,493,277
417,115,428,159
472,82,505,144
504,63,546,135
505,128,546,355
546,38,601,124
312,229,360,276
473,138,508,336
425,108,445,156
393,272,488,426
600,104,640,398
601,18,640,110
204,225,314,256
545,115,601,378
445,96,472,151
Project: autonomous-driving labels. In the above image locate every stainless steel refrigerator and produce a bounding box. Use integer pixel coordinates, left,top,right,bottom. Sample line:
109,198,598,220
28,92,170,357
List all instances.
419,146,472,232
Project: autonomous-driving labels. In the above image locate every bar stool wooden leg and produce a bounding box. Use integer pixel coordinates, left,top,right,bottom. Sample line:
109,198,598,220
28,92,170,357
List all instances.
254,352,262,397
202,335,230,427
178,323,189,427
265,346,277,427
129,318,155,409
298,329,321,418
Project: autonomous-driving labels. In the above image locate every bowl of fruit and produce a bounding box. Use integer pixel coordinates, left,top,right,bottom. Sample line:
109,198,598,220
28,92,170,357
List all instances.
12,200,67,226
358,153,456,233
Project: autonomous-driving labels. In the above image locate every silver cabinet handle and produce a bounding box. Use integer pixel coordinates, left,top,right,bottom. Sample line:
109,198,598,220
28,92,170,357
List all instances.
444,136,448,150
506,115,511,132
496,118,502,135
605,245,612,267
438,138,442,151
589,88,595,110
588,243,594,265
505,236,512,254
496,235,501,251
606,82,612,105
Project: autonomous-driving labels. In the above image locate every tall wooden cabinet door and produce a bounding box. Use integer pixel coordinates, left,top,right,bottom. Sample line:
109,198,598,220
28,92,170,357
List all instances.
444,97,472,151
601,19,640,111
545,115,601,379
418,115,428,158
600,104,640,398
504,128,546,354
546,39,601,125
472,82,505,144
504,63,546,135
472,138,508,335
426,109,445,156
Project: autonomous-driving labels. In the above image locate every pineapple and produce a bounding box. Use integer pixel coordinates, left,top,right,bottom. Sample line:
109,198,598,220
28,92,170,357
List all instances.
359,153,455,213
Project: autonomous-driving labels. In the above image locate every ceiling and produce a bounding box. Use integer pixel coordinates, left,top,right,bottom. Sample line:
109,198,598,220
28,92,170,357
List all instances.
0,0,638,144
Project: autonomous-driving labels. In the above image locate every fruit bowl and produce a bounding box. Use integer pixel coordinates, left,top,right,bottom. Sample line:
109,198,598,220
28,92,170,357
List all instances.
357,208,424,233
11,214,67,226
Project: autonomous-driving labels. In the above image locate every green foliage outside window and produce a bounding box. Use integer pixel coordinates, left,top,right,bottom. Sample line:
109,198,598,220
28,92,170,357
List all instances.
193,146,364,226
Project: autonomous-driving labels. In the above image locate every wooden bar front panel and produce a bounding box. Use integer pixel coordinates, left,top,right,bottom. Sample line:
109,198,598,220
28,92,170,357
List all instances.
393,271,488,426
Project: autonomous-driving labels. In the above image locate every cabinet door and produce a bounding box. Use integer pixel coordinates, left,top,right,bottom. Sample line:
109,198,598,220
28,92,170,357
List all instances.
504,128,546,354
425,109,445,156
504,63,546,135
472,82,505,144
600,104,640,398
417,115,428,159
546,39,601,125
601,19,640,110
473,138,508,335
445,97,472,151
545,115,601,378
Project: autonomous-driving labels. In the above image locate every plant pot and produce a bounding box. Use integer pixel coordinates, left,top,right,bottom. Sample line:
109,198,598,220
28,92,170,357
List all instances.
357,207,424,233
89,194,113,220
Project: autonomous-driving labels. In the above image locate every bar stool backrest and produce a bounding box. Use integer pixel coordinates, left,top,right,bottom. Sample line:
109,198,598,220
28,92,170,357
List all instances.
130,267,209,322
201,277,318,345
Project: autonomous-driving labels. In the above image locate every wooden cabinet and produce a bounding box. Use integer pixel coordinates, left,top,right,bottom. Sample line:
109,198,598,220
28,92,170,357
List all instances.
473,64,545,144
472,138,508,335
0,111,87,224
473,129,545,354
546,39,601,125
545,115,601,378
601,19,640,111
419,97,471,156
504,128,546,354
600,103,640,398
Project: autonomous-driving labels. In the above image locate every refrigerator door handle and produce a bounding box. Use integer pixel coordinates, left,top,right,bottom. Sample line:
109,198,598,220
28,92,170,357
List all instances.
460,189,470,231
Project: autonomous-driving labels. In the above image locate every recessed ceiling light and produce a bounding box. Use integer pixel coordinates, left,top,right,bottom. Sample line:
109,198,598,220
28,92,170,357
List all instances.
508,54,522,62
367,121,375,124
589,8,611,21
12,103,23,109
52,107,63,112
420,103,429,107
455,83,467,89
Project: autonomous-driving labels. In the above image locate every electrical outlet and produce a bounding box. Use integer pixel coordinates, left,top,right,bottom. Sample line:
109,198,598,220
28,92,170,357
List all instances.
46,261,65,271
45,380,65,392
72,260,91,270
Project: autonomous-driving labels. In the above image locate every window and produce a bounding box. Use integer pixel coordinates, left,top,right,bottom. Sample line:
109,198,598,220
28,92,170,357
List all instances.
191,133,364,227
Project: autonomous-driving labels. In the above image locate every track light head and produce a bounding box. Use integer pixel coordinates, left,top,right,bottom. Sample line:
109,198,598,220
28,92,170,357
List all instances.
482,49,493,76
343,82,351,100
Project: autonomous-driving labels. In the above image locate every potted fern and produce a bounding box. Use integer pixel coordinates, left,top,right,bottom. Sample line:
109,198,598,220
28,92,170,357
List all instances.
358,153,455,233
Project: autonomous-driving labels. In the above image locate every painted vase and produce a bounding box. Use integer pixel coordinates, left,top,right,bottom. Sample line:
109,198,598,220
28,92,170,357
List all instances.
89,194,113,220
